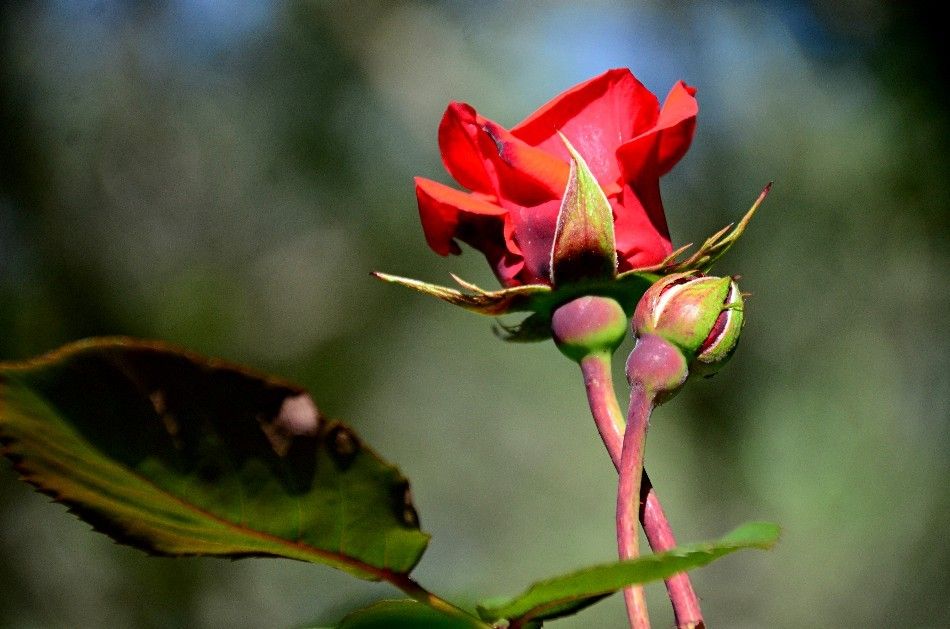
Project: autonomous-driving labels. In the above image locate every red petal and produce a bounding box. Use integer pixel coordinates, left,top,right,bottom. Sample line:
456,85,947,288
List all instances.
438,102,495,194
480,120,569,204
506,198,563,285
415,177,506,256
613,183,672,270
612,82,697,259
653,81,698,175
438,103,569,206
616,81,698,179
511,68,660,184
415,178,528,287
495,232,526,286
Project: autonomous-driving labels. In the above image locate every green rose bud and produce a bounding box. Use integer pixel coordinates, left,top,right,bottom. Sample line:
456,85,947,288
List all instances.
633,272,744,378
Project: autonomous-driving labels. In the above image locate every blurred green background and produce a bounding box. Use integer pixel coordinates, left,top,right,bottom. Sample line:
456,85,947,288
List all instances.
1,1,947,627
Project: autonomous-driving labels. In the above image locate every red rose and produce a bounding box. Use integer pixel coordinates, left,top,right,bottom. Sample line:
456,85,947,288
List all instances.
415,68,698,287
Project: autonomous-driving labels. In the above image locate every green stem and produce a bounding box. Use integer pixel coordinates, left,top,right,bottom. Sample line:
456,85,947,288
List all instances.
580,353,704,628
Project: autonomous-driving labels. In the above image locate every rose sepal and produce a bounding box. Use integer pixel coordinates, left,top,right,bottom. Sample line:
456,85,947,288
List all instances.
634,273,734,357
549,135,618,286
641,182,771,276
370,271,552,316
630,271,746,384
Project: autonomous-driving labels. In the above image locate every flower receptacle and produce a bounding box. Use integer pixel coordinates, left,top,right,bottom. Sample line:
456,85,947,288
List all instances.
551,295,628,363
625,333,689,402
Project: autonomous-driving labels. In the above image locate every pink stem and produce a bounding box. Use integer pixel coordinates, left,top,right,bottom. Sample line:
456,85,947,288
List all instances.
640,476,704,629
580,355,704,629
617,381,651,628
580,353,627,459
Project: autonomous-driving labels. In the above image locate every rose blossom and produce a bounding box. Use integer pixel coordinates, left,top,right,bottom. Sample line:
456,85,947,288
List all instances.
415,68,698,287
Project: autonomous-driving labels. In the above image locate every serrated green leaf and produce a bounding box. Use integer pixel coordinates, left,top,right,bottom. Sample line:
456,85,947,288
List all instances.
334,600,487,629
496,592,610,625
477,521,780,625
0,338,429,580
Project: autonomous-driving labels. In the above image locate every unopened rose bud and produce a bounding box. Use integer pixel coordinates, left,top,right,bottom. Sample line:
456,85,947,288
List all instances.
691,279,744,377
631,272,744,388
551,295,628,362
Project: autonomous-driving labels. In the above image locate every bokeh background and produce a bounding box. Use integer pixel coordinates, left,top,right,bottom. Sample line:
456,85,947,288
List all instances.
1,1,947,627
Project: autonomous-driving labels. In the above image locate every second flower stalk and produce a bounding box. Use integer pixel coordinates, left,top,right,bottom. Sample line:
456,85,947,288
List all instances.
551,270,743,629
551,295,695,628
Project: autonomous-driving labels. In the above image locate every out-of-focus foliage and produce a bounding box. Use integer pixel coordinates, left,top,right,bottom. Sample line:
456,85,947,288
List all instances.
0,2,946,628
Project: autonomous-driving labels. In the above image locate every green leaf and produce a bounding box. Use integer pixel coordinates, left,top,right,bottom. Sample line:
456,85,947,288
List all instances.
0,338,429,580
480,592,609,626
477,521,780,625
335,600,487,629
550,134,618,286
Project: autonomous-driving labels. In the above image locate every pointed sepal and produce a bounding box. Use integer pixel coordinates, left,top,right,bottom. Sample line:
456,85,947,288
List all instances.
659,183,771,274
371,272,551,316
549,134,618,286
630,272,746,389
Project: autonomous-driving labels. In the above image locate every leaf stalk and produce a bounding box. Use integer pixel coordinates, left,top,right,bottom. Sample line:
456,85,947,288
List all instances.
390,573,491,628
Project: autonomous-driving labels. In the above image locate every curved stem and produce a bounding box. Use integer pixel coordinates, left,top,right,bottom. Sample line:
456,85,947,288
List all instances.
390,573,489,627
580,353,627,459
580,354,704,629
617,382,651,628
639,475,704,629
